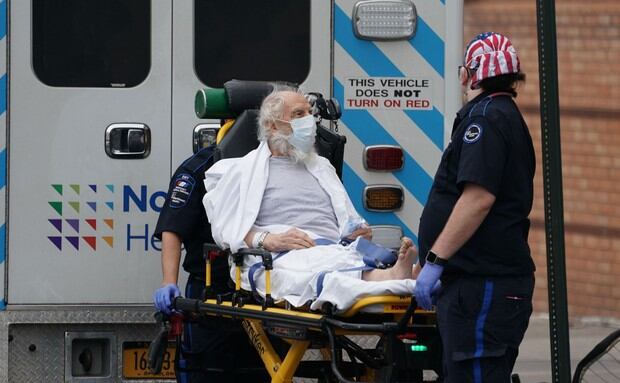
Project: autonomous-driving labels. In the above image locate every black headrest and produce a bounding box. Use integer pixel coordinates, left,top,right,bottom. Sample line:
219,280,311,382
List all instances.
196,80,301,119
316,125,347,179
224,80,275,115
214,110,260,161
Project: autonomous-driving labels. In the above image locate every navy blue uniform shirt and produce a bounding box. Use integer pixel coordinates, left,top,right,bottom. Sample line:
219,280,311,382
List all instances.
154,146,226,278
418,91,536,277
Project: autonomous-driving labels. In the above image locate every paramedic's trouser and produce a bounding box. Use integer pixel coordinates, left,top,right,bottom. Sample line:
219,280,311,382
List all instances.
179,275,270,383
436,274,534,383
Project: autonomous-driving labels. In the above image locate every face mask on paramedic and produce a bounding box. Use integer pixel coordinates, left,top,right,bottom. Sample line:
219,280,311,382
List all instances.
277,114,317,153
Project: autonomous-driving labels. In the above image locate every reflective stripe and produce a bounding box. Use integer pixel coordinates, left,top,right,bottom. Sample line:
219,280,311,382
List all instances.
473,280,494,382
475,280,494,357
408,17,445,77
473,358,482,383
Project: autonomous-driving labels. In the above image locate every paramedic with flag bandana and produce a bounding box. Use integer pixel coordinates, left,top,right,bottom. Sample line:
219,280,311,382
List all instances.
415,32,536,382
153,147,269,382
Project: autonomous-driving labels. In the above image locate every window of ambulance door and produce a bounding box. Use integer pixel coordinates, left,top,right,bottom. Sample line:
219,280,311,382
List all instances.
33,0,150,88
194,0,310,88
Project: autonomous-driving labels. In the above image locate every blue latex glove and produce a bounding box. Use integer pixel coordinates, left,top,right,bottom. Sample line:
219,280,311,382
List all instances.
153,284,180,315
414,263,444,310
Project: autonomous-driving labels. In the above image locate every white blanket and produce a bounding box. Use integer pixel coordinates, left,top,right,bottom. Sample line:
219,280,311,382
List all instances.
243,236,415,312
203,141,361,253
203,142,414,311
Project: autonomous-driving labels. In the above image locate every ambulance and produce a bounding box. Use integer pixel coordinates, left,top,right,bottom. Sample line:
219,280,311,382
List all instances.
0,0,463,380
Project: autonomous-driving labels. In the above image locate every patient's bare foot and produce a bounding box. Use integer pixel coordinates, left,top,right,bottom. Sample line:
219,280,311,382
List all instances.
362,237,418,281
390,237,417,279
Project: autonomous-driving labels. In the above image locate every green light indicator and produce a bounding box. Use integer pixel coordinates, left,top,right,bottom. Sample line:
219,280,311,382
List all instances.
410,344,428,352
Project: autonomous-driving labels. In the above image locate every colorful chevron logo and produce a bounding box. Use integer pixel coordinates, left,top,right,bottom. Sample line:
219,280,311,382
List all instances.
47,184,115,251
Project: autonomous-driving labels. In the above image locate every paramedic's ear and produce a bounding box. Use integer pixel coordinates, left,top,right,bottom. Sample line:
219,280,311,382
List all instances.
458,66,470,87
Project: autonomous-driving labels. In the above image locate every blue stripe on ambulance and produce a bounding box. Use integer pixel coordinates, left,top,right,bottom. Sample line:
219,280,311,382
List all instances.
0,0,6,310
403,108,444,151
0,0,5,40
409,16,445,76
334,5,444,149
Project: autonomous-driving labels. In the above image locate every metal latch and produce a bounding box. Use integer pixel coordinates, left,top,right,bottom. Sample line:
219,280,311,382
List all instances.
105,123,151,159
193,123,220,153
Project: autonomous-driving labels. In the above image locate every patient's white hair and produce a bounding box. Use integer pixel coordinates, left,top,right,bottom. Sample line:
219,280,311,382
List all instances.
257,85,303,142
258,85,316,163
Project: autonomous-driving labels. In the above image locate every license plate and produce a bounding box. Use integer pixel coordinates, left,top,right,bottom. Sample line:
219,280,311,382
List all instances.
122,341,176,379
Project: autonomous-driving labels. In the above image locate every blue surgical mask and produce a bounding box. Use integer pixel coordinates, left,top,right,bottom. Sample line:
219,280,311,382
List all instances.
282,115,316,152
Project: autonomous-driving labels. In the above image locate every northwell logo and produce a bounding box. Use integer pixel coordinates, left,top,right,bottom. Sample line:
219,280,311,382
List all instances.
47,184,115,251
47,184,166,252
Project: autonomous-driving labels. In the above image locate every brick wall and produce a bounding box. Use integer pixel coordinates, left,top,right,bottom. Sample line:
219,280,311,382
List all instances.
464,0,620,320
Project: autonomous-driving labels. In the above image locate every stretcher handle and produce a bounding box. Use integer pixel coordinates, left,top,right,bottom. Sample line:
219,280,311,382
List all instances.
237,248,273,269
147,312,170,374
202,243,229,297
396,296,417,329
237,248,274,309
202,243,227,262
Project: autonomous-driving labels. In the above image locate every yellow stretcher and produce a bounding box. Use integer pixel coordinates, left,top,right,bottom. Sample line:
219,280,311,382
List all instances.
163,82,443,382
172,246,442,383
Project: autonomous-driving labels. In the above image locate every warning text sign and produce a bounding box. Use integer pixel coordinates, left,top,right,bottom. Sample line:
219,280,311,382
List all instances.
344,77,432,110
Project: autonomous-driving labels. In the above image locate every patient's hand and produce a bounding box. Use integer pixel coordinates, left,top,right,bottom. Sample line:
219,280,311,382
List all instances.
263,228,316,252
346,225,372,241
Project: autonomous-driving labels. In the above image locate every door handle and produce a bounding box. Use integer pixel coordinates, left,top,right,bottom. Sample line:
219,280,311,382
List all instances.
193,123,220,153
105,123,151,159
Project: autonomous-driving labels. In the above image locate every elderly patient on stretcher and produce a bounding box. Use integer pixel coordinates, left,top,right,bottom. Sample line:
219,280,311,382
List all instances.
203,88,418,311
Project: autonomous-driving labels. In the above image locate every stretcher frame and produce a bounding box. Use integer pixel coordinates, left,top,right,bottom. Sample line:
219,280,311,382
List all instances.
173,246,442,383
178,87,441,381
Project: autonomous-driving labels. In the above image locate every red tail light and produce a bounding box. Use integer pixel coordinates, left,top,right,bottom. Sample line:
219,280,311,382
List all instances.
364,145,404,171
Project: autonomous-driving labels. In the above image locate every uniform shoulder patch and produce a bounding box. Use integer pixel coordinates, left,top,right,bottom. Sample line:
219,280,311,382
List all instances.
170,173,196,208
463,123,483,144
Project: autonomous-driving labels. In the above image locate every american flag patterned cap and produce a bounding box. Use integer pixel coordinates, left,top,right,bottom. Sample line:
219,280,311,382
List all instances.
464,32,520,89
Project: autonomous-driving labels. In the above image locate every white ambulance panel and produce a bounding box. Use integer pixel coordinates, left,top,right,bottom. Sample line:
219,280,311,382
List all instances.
8,1,173,304
334,0,463,242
